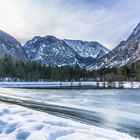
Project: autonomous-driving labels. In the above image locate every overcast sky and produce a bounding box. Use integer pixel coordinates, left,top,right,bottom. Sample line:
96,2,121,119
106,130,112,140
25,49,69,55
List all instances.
0,0,139,49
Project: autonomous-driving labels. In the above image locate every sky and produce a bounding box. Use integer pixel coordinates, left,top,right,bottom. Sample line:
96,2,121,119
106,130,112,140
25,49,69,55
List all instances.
0,0,140,49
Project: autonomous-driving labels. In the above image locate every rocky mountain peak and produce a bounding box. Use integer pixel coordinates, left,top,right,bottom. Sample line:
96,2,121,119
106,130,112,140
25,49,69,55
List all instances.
0,30,109,68
88,22,140,70
23,35,109,67
64,39,109,59
127,23,140,41
0,30,21,46
0,29,27,61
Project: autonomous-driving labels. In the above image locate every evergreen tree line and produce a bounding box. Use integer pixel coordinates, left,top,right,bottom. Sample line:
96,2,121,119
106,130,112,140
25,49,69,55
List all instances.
0,55,140,81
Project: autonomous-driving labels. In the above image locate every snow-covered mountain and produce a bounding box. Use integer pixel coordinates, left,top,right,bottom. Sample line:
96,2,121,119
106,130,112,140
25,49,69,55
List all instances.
0,29,109,67
24,36,79,66
64,39,109,59
0,30,27,61
89,22,140,69
127,23,140,41
24,35,108,67
2,22,140,70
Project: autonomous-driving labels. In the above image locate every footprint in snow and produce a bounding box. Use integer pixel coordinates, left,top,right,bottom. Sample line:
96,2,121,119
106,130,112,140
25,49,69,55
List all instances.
4,123,18,134
34,124,44,131
16,130,31,140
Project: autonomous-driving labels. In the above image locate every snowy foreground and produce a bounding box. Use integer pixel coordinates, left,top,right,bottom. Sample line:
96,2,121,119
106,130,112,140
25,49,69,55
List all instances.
0,103,138,140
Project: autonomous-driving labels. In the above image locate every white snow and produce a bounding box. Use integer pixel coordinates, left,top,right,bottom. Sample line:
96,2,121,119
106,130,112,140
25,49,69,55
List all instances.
0,103,138,140
64,39,109,59
0,81,140,88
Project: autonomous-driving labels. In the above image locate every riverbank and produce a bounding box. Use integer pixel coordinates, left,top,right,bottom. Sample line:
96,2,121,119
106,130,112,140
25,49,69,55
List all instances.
0,88,140,138
0,95,140,138
0,81,140,89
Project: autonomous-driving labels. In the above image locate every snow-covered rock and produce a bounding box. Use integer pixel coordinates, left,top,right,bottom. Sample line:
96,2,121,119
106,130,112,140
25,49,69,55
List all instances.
0,30,27,61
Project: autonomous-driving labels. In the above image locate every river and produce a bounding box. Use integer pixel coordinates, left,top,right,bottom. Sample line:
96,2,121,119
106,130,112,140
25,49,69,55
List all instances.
0,88,140,138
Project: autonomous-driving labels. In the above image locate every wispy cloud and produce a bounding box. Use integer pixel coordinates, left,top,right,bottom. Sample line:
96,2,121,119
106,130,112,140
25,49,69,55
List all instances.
0,0,139,49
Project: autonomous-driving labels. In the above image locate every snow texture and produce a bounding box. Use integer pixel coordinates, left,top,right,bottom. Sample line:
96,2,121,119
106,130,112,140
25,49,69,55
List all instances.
0,103,138,140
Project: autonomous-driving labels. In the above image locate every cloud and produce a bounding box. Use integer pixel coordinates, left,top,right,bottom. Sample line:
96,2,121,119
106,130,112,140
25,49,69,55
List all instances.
0,0,140,49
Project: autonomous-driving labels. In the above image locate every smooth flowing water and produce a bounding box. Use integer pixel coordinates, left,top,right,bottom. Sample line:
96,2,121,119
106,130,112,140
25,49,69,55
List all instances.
1,88,139,113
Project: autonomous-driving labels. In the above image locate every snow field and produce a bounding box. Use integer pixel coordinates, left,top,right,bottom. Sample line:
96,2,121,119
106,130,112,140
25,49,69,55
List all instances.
0,103,138,140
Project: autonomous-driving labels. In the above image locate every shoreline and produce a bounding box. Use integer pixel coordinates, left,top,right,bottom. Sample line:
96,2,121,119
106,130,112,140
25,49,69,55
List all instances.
0,94,140,139
0,81,140,89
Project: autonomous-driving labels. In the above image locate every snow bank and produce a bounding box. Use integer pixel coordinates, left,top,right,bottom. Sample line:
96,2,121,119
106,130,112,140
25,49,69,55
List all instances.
0,81,140,88
0,103,138,140
0,82,97,88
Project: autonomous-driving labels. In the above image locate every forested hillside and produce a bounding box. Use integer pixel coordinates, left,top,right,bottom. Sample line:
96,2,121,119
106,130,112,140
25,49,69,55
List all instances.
0,55,140,81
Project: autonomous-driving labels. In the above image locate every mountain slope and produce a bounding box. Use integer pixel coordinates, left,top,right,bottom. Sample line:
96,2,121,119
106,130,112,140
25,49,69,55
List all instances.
0,30,109,67
89,22,140,69
24,36,82,67
64,39,109,59
0,30,27,61
24,36,109,67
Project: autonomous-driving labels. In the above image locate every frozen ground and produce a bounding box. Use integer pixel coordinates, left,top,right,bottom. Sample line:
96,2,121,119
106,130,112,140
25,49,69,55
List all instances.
0,103,138,140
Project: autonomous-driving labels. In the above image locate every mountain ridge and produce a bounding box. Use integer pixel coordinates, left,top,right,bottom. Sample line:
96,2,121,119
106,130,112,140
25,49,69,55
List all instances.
88,22,140,69
0,30,109,67
0,30,28,61
23,35,109,67
1,22,140,70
